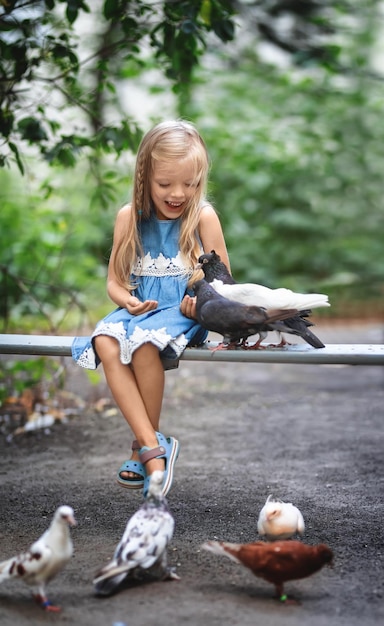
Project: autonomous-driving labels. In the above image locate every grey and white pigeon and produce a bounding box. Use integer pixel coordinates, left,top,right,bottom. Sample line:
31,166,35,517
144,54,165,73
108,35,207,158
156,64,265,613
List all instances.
257,495,305,541
198,250,329,349
0,505,76,611
193,278,298,349
93,470,178,596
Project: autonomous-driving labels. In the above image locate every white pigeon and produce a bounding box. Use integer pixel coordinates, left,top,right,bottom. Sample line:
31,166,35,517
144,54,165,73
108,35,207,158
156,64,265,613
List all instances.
211,279,330,311
257,495,305,541
0,504,76,611
93,470,178,596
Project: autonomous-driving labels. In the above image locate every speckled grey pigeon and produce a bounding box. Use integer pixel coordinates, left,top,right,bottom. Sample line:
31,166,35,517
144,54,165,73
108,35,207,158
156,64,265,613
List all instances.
93,471,178,596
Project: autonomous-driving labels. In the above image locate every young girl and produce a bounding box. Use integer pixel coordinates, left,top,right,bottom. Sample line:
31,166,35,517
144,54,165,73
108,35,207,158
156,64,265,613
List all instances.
71,120,230,497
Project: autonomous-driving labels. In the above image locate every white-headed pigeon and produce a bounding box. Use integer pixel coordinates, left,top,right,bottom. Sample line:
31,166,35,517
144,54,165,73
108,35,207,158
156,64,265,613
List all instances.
257,495,305,541
0,505,76,611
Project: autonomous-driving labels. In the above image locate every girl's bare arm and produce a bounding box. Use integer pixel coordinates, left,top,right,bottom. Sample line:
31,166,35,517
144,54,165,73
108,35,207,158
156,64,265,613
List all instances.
107,206,158,315
198,204,230,271
180,205,230,319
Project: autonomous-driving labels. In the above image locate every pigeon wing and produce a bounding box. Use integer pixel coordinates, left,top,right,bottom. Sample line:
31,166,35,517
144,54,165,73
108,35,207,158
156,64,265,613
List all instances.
116,506,174,569
212,281,329,311
296,507,305,535
0,541,54,585
93,505,174,595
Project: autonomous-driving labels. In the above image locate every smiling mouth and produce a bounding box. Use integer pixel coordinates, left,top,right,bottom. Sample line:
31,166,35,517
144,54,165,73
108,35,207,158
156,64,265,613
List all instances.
166,201,183,208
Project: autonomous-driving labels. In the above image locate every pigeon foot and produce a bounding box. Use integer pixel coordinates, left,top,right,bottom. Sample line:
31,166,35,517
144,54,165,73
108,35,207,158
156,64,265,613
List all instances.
209,342,230,352
163,567,181,581
209,340,242,352
243,340,267,350
279,594,301,605
44,603,62,612
34,594,62,612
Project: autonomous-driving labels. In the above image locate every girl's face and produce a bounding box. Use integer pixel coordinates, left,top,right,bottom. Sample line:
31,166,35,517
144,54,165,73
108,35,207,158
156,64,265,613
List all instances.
150,158,199,220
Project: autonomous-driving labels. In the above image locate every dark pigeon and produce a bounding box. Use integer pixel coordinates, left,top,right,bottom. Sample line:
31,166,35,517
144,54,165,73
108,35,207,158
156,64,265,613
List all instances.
198,250,237,285
197,251,326,349
192,279,298,349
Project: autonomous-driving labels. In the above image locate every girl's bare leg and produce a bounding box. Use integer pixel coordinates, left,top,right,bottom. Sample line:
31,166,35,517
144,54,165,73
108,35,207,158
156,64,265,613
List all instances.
94,336,165,478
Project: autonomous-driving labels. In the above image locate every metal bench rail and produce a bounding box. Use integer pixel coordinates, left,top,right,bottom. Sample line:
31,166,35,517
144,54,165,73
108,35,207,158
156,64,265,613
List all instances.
0,334,383,366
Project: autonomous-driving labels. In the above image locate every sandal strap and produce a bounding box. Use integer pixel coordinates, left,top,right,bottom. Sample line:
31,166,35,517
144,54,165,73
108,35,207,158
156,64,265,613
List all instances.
139,445,166,465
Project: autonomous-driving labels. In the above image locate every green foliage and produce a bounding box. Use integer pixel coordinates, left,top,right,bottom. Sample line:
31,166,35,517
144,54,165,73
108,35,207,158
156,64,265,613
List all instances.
0,0,236,173
0,0,382,336
191,51,384,307
0,163,117,332
0,356,61,405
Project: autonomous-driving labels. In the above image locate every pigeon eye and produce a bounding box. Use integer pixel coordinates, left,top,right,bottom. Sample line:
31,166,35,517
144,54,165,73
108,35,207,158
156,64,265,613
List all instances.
203,258,208,264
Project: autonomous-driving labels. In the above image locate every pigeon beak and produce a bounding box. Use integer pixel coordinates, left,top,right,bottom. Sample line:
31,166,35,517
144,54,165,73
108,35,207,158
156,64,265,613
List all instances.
195,262,202,270
68,514,77,527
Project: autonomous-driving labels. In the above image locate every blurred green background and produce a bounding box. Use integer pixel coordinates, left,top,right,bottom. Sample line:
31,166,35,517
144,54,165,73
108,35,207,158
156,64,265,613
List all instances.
1,0,383,342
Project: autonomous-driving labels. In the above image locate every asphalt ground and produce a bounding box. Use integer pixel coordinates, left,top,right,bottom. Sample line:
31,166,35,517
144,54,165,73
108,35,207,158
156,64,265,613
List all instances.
0,321,383,626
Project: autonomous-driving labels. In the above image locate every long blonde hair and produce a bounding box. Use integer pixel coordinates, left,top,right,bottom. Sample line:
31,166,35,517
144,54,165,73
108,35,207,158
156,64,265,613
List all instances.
113,120,210,289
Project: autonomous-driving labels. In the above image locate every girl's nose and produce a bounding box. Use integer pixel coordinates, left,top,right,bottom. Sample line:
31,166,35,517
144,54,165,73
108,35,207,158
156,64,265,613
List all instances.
170,184,184,198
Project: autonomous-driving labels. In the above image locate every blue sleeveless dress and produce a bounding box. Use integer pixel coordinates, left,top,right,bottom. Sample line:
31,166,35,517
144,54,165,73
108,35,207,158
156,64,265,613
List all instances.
71,211,208,371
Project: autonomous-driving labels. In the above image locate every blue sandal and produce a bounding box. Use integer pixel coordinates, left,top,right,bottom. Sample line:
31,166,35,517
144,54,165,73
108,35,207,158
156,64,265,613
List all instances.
117,440,145,489
140,432,180,498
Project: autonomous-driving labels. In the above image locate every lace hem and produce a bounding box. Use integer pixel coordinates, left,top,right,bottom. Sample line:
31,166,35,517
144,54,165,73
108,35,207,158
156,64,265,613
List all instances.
75,321,188,369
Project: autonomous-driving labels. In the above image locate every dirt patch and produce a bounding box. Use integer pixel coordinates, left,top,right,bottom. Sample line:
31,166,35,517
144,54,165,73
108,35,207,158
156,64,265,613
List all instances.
0,323,383,626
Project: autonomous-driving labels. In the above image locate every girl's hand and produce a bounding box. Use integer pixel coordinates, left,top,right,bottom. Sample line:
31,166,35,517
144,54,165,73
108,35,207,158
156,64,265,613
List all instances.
180,294,197,320
127,296,158,315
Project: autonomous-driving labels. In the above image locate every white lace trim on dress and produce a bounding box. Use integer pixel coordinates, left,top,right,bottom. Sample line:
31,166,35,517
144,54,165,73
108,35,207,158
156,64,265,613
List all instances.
132,251,192,278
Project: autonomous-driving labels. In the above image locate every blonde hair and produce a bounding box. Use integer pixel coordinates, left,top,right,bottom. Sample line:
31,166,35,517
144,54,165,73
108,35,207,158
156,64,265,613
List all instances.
113,120,210,289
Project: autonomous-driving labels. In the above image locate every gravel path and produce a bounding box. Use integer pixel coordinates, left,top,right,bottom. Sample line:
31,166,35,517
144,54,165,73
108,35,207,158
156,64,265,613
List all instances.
0,322,383,626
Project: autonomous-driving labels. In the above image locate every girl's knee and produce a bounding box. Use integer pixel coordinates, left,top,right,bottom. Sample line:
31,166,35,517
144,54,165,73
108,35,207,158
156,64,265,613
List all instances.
131,342,160,367
94,335,119,360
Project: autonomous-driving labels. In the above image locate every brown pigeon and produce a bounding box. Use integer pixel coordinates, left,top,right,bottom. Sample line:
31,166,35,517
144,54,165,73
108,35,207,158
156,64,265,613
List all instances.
202,539,333,602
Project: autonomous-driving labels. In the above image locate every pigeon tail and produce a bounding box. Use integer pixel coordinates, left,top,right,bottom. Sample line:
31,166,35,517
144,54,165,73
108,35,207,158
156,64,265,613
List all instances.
299,328,325,349
0,558,15,582
201,540,242,564
281,319,325,348
93,565,128,596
